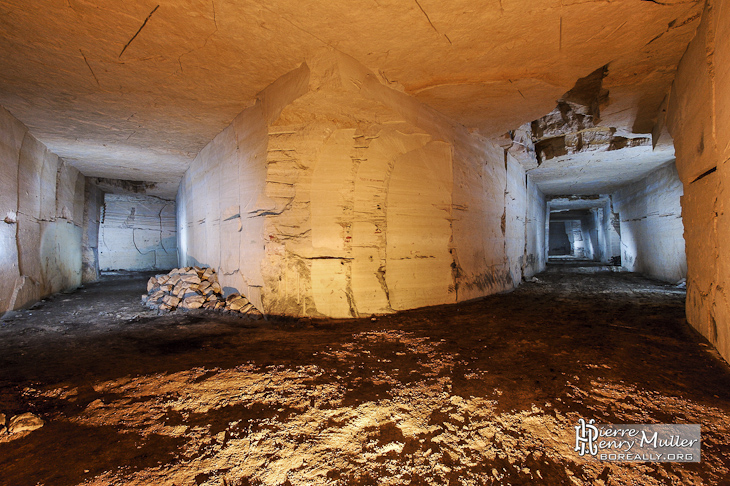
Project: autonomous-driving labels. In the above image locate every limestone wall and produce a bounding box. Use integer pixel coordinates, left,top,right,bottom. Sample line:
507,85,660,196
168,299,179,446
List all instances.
582,218,596,260
666,0,730,362
178,51,532,317
0,106,86,314
81,181,103,283
598,203,622,265
583,208,606,262
612,162,686,283
177,63,308,310
523,179,547,278
99,194,177,272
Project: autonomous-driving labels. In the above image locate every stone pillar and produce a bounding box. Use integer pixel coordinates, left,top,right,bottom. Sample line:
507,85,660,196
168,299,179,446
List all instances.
81,181,103,283
178,51,530,317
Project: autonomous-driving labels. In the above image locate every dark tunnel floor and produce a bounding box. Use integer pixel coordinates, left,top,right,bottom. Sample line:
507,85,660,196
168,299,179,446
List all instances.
0,272,729,485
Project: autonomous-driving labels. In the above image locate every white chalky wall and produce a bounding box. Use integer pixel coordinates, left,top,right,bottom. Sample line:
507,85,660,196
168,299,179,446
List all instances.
0,106,86,314
178,52,544,317
666,0,730,363
612,162,686,283
98,194,178,272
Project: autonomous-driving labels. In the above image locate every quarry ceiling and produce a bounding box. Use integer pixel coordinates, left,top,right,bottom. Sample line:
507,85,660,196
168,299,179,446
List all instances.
0,0,703,196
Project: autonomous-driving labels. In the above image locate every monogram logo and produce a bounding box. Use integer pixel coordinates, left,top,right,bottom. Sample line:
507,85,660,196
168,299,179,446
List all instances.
575,418,599,457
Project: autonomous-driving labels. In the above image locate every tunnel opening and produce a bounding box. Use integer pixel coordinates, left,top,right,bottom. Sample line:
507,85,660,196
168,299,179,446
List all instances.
502,64,685,284
548,216,592,260
545,196,622,271
545,195,617,260
548,219,573,257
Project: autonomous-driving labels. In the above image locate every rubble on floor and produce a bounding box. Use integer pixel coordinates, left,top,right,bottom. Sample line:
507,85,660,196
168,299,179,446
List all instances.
142,267,261,318
7,412,44,434
0,412,44,442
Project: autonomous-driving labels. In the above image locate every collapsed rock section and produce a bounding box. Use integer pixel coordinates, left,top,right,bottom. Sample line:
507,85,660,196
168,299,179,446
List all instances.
142,267,261,317
503,66,651,168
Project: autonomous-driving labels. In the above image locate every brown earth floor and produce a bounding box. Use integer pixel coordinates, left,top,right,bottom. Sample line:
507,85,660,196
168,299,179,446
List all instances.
1,269,729,486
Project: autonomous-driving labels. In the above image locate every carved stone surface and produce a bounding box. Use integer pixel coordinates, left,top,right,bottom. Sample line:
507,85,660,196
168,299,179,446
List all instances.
666,0,730,364
177,52,536,317
0,107,85,315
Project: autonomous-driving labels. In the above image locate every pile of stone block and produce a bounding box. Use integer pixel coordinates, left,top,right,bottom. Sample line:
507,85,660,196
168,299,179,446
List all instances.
142,267,261,317
0,412,44,442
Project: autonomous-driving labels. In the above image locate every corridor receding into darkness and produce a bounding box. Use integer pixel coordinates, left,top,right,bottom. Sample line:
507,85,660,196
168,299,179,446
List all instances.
1,0,729,485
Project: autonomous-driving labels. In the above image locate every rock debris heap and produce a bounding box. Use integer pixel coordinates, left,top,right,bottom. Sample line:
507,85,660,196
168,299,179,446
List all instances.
0,412,44,442
142,267,261,317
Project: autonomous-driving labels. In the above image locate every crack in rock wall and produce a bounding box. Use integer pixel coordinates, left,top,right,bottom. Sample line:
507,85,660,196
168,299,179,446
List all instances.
99,194,177,272
178,51,537,317
666,0,730,363
0,106,86,315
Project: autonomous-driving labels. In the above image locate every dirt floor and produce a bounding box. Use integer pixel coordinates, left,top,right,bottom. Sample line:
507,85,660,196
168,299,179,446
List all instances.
1,268,729,486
